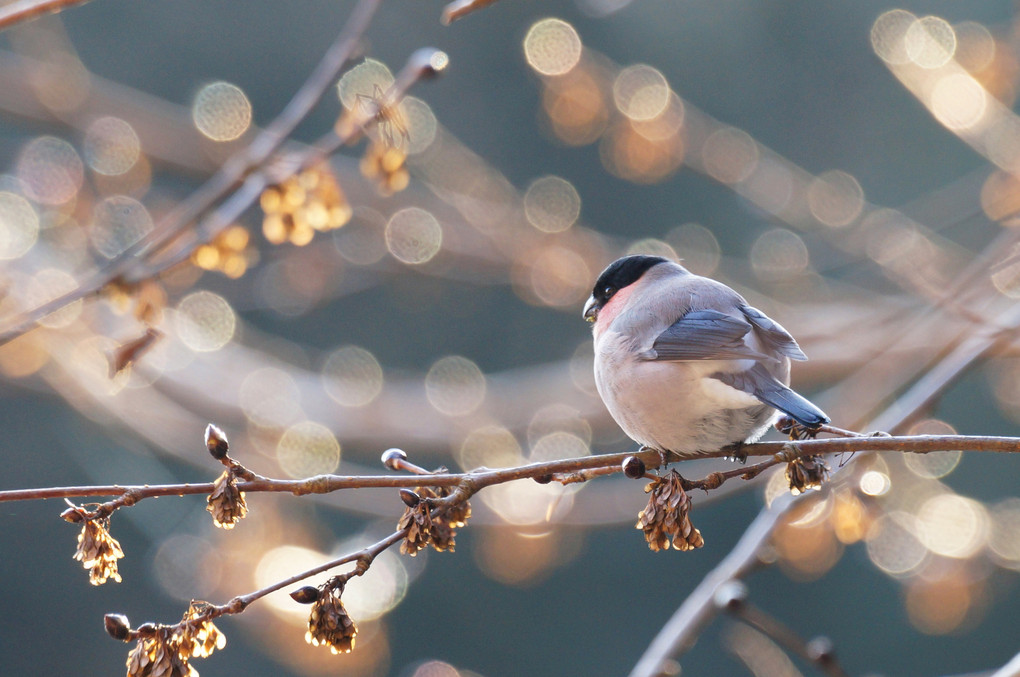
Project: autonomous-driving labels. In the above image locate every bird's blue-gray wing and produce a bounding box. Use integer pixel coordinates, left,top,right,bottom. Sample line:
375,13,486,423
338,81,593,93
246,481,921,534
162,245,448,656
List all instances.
650,309,769,361
740,305,808,361
715,362,829,427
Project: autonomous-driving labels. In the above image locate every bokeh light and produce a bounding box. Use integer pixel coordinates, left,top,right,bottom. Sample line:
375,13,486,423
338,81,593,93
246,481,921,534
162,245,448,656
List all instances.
333,207,388,265
930,73,987,131
866,511,928,576
954,21,996,73
741,159,793,216
904,16,957,69
385,207,442,264
254,545,331,618
322,345,384,407
612,64,670,121
701,127,758,185
332,537,408,621
860,469,892,496
276,420,341,478
905,573,975,635
806,170,864,227
153,534,221,601
411,660,460,677
625,237,678,261
0,191,39,259
988,498,1020,568
916,493,988,559
192,81,252,142
457,425,524,471
524,175,581,233
83,116,141,176
175,291,236,352
401,97,439,155
529,431,590,462
425,355,486,416
540,60,609,146
26,268,82,328
337,59,394,112
750,228,809,281
17,135,84,205
903,420,962,479
89,195,154,259
527,245,590,306
871,9,918,66
239,367,302,428
524,18,582,77
666,223,721,276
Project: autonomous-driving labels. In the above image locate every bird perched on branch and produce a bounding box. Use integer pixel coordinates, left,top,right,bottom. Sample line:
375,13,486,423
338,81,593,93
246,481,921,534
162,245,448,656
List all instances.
583,255,828,458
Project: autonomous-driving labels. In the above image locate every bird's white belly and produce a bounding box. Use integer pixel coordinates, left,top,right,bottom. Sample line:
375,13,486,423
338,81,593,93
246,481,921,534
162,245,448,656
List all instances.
594,335,774,455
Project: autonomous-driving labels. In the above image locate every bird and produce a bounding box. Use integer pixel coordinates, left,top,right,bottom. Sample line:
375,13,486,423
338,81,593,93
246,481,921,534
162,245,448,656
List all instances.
583,255,828,458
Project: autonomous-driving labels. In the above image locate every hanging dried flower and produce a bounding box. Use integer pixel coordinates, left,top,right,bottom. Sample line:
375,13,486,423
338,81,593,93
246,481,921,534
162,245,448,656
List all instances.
190,224,257,279
360,141,410,195
426,486,472,552
636,470,704,552
305,580,358,655
260,165,352,246
207,470,248,529
173,602,226,659
398,498,432,555
74,517,125,585
125,628,192,677
786,455,830,495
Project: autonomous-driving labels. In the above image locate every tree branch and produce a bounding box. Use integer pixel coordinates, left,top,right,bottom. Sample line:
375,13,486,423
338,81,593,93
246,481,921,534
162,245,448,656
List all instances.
0,0,93,31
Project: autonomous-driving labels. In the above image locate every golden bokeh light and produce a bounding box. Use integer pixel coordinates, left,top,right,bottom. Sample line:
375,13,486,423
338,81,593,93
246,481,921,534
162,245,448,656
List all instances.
807,170,864,227
523,18,583,77
903,420,962,479
701,127,759,185
0,334,49,378
741,159,793,216
978,171,1020,222
930,73,987,131
175,290,236,352
541,61,609,146
322,345,384,408
457,425,524,472
529,431,590,462
425,355,486,417
89,195,154,259
905,574,974,635
482,479,573,526
0,191,39,260
527,245,590,306
83,116,141,176
239,367,303,428
254,545,332,618
277,420,341,478
750,228,809,281
871,9,918,66
666,223,721,276
524,175,581,233
17,135,84,205
385,207,442,264
865,511,928,576
916,494,988,559
904,16,957,69
474,528,565,586
527,404,592,448
192,81,252,142
600,119,684,183
859,469,891,496
612,64,670,121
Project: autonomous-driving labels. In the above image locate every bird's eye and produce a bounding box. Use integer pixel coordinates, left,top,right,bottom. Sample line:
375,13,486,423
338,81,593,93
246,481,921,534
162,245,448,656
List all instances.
603,285,615,297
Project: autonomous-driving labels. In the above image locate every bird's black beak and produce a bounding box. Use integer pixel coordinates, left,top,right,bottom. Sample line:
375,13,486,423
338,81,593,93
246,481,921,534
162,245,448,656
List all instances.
582,296,598,323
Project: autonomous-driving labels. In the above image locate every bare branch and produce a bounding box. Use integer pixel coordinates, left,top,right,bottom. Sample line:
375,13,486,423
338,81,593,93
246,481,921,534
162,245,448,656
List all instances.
0,0,93,31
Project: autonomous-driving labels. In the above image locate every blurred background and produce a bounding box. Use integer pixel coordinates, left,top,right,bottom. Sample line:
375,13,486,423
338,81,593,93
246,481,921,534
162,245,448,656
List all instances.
0,0,1019,675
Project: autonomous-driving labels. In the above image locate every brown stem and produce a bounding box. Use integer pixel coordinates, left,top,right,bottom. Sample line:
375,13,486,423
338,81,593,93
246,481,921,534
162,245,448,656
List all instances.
0,0,93,30
729,600,850,677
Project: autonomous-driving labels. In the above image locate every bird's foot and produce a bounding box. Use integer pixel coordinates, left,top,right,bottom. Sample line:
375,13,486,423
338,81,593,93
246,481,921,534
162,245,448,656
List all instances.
775,416,820,441
724,442,747,464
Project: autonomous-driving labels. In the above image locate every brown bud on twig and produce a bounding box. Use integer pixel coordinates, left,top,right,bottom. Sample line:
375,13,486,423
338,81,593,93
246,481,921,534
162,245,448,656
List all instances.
636,470,704,552
61,506,85,523
205,423,230,460
807,636,837,664
408,47,449,79
713,580,748,611
104,614,131,641
290,586,320,604
622,456,647,479
399,489,421,507
381,448,407,471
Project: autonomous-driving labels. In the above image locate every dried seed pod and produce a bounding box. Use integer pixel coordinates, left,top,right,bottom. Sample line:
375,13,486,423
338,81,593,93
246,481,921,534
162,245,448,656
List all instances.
381,448,407,471
622,455,647,479
398,500,432,555
205,423,230,460
74,517,125,585
786,455,829,495
207,470,248,529
635,469,704,552
305,581,358,654
104,613,131,641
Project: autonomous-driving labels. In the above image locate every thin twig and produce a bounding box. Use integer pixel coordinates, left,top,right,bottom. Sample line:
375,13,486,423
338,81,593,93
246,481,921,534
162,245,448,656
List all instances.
728,599,850,677
0,0,93,30
4,434,1017,505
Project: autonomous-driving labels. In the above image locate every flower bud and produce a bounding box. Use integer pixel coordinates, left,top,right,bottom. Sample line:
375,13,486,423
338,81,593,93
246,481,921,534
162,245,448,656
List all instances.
104,614,131,641
205,423,229,460
399,489,420,507
60,507,84,523
290,586,320,604
381,448,407,471
622,456,647,479
807,636,836,664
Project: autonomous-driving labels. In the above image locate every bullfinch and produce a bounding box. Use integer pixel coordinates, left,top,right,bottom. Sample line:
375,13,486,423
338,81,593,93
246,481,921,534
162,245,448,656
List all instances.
583,255,828,457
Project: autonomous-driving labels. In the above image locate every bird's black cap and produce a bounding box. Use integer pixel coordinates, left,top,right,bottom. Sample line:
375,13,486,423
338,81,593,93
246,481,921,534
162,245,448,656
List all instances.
589,255,668,308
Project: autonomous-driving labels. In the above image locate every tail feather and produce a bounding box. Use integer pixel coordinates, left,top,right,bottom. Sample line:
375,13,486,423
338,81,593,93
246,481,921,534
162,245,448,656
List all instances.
714,363,829,428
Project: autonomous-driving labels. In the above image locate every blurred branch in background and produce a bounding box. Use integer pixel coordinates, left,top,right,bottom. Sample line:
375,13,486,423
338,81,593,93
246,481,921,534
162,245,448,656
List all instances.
0,1,1019,676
